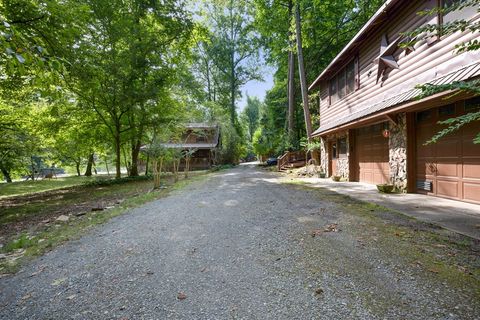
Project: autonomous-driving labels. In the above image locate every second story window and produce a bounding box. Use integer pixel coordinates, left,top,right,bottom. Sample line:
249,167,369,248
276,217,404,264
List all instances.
440,0,477,27
329,57,359,105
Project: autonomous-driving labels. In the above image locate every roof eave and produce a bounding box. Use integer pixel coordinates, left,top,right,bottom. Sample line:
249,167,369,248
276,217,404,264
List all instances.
308,0,399,91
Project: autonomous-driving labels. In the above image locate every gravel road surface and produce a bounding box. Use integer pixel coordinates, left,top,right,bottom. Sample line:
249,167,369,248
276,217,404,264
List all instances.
0,164,479,319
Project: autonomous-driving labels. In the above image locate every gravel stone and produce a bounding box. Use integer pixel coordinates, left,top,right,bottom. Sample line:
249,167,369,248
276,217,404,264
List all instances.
0,164,478,319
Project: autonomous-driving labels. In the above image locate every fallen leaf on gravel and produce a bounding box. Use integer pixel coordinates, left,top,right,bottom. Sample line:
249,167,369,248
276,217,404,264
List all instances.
51,278,67,286
66,294,76,300
20,293,32,302
324,224,339,233
30,266,46,277
428,268,439,274
311,229,322,237
315,288,324,295
177,292,187,300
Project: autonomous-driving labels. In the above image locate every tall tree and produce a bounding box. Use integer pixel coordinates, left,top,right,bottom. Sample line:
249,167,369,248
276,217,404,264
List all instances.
240,95,261,142
58,0,193,179
294,2,313,140
199,0,261,126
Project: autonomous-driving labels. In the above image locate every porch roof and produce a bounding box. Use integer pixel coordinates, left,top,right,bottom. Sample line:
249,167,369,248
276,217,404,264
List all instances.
158,143,218,149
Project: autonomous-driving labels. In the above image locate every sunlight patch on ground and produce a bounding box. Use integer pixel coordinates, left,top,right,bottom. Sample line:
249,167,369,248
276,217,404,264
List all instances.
224,200,239,207
249,177,283,184
217,172,240,177
296,216,319,223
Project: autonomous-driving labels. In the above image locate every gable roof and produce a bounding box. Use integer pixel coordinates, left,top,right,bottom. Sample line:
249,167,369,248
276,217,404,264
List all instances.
184,123,218,129
308,0,401,90
159,123,220,149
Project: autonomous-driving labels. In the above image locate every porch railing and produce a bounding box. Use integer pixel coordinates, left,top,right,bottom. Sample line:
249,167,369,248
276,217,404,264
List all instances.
277,150,307,171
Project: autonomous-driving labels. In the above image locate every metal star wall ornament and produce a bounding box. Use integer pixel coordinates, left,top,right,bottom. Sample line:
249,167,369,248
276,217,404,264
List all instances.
376,34,401,83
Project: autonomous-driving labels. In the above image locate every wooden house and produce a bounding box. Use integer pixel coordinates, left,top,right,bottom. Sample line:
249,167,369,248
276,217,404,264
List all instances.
160,123,220,170
309,0,480,204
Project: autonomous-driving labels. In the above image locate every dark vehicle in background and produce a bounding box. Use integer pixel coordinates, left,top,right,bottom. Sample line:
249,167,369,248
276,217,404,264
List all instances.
266,157,278,166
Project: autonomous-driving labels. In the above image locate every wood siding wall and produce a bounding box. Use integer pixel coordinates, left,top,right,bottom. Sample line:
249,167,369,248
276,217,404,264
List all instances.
318,0,480,130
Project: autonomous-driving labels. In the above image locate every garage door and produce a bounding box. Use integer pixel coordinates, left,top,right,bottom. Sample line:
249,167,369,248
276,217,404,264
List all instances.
355,123,390,185
416,100,480,204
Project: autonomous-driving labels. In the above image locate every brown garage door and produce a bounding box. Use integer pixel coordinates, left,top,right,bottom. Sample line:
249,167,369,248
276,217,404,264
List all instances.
416,100,480,204
355,123,390,185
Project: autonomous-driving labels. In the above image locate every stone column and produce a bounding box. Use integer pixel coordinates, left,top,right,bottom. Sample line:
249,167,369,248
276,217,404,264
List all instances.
389,113,407,191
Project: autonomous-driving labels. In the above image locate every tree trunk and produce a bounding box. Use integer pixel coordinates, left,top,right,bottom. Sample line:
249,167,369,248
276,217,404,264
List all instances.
295,3,313,141
130,140,141,177
84,153,94,176
122,146,130,177
144,153,149,175
152,158,163,189
229,3,236,126
288,0,295,141
75,161,81,176
0,165,12,183
230,52,236,125
114,129,122,179
184,157,190,179
30,156,36,181
105,156,110,176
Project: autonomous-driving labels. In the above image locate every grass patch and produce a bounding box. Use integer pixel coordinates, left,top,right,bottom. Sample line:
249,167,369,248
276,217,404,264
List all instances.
0,171,210,275
0,175,112,198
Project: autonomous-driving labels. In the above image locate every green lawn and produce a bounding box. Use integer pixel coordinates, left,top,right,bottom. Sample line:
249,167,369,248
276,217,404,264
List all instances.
0,175,111,198
0,171,209,275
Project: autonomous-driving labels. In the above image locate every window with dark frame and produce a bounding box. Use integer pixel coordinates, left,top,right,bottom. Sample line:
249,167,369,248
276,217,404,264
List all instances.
338,138,347,157
416,110,432,123
438,104,455,117
465,96,480,113
328,58,358,105
332,143,337,159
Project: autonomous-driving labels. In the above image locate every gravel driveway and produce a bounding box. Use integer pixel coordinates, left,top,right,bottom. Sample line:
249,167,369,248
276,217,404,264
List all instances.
0,164,479,319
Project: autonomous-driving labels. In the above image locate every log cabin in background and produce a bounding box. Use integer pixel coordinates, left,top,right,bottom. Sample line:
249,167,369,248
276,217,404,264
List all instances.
309,0,480,204
160,123,220,170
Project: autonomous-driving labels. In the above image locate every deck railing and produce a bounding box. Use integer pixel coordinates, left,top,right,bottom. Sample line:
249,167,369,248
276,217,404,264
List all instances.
277,150,307,171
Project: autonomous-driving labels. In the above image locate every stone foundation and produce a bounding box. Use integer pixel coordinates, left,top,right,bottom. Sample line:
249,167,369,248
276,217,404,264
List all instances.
388,113,407,191
320,137,328,176
319,131,349,180
318,116,408,189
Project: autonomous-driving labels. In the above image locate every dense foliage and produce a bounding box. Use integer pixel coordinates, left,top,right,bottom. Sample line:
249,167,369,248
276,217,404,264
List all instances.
2,0,476,182
251,0,385,157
